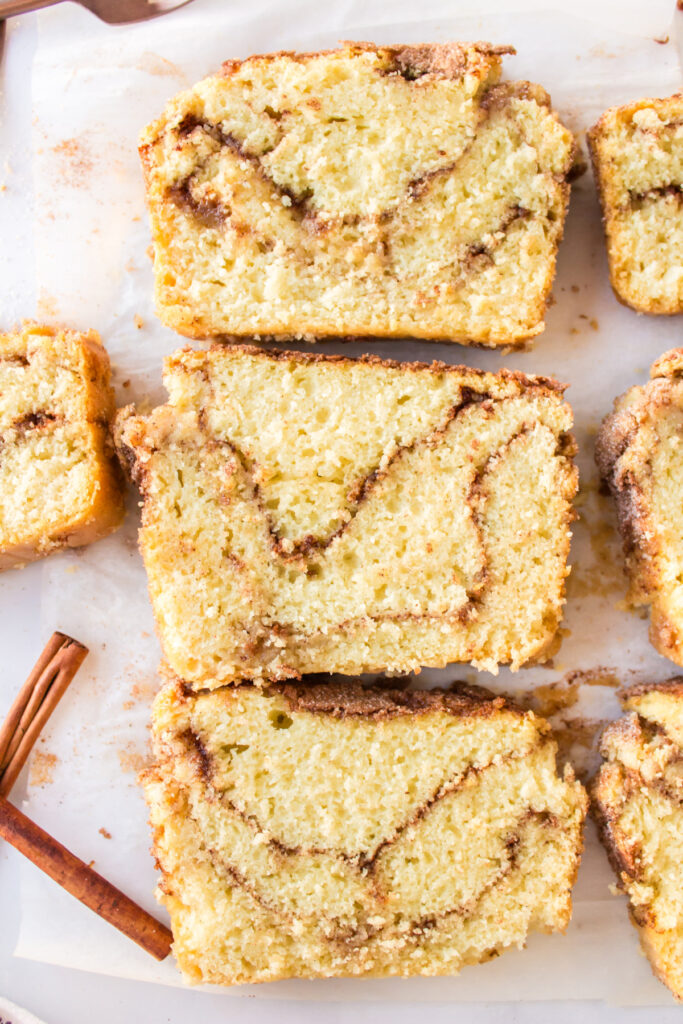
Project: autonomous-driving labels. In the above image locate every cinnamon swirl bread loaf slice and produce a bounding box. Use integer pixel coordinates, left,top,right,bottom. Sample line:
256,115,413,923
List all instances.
115,345,578,687
588,94,683,313
145,677,587,985
0,324,124,569
593,680,683,1000
140,41,575,347
596,350,683,665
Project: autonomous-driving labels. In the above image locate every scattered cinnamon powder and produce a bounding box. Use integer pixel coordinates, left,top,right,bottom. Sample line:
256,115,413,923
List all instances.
52,136,94,187
117,744,150,775
136,52,187,80
29,750,58,787
36,289,59,319
99,827,112,839
128,677,158,705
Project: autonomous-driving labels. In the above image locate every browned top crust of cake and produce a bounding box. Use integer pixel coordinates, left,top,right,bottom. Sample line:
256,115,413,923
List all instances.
620,677,683,702
219,41,517,82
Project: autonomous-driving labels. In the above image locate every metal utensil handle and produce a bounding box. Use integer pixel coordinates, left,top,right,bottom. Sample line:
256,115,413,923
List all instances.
0,0,62,17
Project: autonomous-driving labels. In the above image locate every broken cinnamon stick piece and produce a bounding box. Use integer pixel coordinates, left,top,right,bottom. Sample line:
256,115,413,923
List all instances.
0,632,87,797
0,794,172,960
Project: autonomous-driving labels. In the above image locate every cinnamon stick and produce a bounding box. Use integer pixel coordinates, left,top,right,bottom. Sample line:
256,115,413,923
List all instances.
0,794,172,960
0,632,87,797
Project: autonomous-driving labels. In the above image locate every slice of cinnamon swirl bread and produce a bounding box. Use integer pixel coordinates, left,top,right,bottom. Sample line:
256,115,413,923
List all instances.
140,41,575,347
588,94,683,314
115,345,578,687
596,350,683,665
145,677,587,985
0,324,124,570
593,680,683,1001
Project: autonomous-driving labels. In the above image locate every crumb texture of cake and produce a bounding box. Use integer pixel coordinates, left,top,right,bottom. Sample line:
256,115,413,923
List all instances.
588,94,683,314
144,678,587,985
596,350,683,665
592,680,683,1001
115,345,578,686
140,42,575,347
0,323,125,570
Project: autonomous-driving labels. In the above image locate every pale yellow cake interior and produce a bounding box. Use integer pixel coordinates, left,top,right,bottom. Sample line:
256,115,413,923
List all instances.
141,43,574,345
594,683,683,1000
116,346,577,686
145,681,587,985
589,95,683,313
0,324,124,569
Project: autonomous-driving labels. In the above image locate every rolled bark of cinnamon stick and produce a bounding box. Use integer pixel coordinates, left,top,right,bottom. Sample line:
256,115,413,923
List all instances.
0,632,87,797
0,794,172,960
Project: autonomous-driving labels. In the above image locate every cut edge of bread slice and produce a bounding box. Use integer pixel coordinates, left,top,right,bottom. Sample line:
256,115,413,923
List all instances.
140,41,576,348
144,673,588,985
0,322,125,570
115,343,578,686
592,679,683,1001
596,348,683,665
588,93,683,315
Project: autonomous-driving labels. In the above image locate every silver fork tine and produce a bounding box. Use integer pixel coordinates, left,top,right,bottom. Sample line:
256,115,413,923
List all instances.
0,0,194,24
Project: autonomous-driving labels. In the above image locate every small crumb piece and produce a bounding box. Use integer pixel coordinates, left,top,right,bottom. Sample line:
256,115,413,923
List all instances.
99,827,112,839
134,315,144,330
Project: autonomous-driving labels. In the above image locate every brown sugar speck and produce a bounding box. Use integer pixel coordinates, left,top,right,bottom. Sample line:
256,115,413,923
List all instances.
29,750,58,787
99,827,112,839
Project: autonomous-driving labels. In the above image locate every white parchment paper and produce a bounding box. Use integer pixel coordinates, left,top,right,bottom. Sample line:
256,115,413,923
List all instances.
12,0,683,1004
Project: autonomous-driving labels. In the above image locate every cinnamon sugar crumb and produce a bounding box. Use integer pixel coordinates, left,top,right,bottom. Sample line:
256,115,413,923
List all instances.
99,827,112,839
134,315,144,329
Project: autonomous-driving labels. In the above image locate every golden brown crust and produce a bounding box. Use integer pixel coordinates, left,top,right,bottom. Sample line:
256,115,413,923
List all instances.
620,677,683,703
218,41,516,82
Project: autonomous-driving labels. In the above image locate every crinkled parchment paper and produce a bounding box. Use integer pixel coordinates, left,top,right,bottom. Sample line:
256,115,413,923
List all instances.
12,0,683,1003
